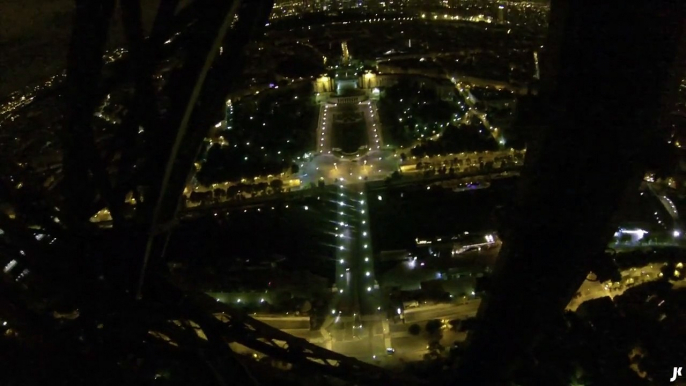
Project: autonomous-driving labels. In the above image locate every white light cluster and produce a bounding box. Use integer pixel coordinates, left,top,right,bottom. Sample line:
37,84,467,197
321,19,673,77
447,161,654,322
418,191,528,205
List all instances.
3,259,17,273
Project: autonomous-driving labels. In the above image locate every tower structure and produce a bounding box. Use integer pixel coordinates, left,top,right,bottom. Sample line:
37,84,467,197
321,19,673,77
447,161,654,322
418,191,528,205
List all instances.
454,0,686,383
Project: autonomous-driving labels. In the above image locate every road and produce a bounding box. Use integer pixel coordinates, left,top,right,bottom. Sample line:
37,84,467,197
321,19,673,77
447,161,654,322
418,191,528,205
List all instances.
396,149,524,174
451,80,503,144
329,182,384,338
360,100,383,150
566,262,667,311
251,315,310,330
236,256,677,364
400,301,481,325
316,102,333,153
90,162,523,225
312,100,392,346
322,301,482,361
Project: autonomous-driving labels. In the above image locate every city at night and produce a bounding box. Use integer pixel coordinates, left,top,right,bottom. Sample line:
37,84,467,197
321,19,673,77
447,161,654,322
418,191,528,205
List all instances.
1,0,686,385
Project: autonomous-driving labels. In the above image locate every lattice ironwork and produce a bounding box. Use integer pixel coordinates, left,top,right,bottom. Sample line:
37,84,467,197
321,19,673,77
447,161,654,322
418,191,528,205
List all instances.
0,1,426,385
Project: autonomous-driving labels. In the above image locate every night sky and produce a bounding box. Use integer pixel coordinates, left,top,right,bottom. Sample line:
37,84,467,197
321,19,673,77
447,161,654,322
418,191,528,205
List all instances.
0,0,161,98
0,0,549,99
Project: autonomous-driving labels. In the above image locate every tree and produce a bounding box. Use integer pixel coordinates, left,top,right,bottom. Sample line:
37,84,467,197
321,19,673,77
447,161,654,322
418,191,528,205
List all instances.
190,191,203,202
425,319,444,347
425,319,442,335
618,233,632,244
449,319,460,331
270,179,283,193
409,323,421,336
291,163,300,174
299,300,312,314
227,185,239,198
459,317,477,332
400,153,407,162
198,191,212,203
417,162,424,170
660,263,679,280
235,183,248,194
427,341,444,353
255,182,268,194
411,146,425,158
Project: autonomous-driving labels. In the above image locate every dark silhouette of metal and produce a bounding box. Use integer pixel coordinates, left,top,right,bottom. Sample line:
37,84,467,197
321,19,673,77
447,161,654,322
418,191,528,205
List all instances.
133,0,244,299
12,0,685,384
188,291,419,386
452,0,686,384
0,1,425,385
62,0,119,226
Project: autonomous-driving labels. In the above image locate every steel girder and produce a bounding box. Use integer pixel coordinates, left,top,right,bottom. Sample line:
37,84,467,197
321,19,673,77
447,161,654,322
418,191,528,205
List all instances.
52,1,420,385
186,292,425,386
451,0,686,384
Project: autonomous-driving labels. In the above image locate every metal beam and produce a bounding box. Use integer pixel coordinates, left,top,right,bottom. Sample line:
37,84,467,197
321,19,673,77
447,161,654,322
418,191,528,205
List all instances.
452,0,686,383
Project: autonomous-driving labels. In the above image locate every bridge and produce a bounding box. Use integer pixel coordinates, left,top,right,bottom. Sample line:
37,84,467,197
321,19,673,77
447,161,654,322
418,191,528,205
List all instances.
323,180,391,357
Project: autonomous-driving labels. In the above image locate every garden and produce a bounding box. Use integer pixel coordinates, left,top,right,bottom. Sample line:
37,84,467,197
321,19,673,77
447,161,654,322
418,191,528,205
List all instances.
196,83,317,185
